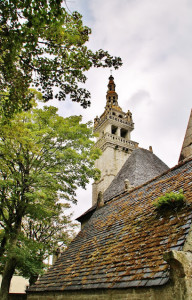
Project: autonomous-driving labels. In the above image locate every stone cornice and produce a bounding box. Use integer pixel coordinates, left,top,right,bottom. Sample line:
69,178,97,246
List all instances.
94,132,138,151
94,114,134,132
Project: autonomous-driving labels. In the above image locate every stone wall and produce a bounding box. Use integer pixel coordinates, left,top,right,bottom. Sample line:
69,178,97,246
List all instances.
26,283,187,300
92,146,130,204
27,249,192,300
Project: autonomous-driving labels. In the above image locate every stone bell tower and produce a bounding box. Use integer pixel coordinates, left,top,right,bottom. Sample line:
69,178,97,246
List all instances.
92,75,139,205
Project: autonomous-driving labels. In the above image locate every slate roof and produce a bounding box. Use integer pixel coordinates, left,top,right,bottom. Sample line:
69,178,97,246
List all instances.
29,158,192,293
77,148,169,223
104,148,169,201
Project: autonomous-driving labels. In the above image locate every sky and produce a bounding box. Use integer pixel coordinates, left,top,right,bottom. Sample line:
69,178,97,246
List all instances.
50,0,192,220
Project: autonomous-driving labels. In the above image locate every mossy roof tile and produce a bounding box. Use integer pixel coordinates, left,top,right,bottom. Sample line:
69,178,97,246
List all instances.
29,158,192,292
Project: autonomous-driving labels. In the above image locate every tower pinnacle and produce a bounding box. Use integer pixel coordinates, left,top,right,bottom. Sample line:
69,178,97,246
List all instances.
106,75,120,110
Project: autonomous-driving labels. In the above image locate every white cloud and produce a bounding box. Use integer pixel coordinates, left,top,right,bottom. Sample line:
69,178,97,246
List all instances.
58,0,192,219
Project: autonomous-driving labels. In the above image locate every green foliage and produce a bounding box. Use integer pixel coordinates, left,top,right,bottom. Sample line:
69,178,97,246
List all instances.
153,190,185,211
0,0,122,117
0,105,100,289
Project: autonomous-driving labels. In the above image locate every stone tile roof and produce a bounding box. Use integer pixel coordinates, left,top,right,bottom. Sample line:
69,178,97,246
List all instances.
104,148,169,201
28,158,192,293
77,148,168,222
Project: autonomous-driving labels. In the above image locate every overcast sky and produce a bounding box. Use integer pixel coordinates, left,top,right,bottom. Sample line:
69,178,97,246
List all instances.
50,0,192,219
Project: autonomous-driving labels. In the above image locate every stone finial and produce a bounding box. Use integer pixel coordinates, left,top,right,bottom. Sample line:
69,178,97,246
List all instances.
149,146,153,153
124,179,134,192
52,248,61,264
94,116,99,127
179,109,192,162
97,191,104,209
126,110,132,122
124,179,129,190
124,179,132,192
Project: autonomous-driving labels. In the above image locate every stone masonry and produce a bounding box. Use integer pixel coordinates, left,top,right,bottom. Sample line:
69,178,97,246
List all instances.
179,109,192,162
92,75,138,204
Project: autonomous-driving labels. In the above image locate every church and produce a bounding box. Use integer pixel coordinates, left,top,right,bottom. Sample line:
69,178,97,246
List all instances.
27,76,192,300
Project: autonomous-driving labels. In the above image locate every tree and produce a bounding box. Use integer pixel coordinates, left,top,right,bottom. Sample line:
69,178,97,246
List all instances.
0,105,101,300
0,0,122,117
18,204,76,286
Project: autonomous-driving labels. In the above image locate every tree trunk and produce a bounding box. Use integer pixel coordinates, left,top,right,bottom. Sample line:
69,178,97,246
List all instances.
0,235,7,258
0,256,17,300
0,218,22,300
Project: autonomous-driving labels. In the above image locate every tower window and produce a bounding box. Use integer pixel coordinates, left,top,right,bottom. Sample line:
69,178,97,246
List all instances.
111,125,118,135
121,128,128,138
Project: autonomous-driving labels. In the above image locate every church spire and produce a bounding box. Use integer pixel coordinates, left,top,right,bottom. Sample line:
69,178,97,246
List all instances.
106,75,119,109
179,109,192,162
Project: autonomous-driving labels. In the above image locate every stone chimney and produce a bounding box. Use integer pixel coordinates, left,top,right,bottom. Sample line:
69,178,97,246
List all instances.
179,109,192,162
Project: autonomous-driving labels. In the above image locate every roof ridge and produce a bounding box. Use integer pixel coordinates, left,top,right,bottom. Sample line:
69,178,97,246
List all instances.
77,157,192,221
105,156,192,204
